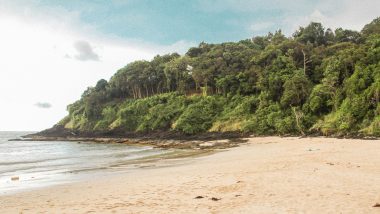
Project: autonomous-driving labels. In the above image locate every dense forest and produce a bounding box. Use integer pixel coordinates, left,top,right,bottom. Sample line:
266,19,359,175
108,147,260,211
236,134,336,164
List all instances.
54,18,380,137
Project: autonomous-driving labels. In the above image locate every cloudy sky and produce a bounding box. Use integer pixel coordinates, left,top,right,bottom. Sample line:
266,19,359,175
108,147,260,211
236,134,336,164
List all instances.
0,0,379,131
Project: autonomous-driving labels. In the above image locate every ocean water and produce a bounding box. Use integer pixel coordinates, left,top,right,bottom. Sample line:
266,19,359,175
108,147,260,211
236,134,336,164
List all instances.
0,131,169,195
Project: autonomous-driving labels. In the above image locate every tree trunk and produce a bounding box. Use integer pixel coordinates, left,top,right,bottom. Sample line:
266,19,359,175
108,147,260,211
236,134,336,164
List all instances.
302,49,312,76
292,106,305,135
302,49,306,75
145,85,149,97
132,87,136,99
204,82,208,96
151,86,154,96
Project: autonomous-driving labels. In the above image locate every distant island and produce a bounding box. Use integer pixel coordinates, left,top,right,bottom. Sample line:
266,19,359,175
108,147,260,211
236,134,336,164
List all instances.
36,18,380,139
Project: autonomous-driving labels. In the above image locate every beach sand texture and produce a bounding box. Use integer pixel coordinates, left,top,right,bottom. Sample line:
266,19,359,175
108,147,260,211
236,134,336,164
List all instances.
1,137,380,213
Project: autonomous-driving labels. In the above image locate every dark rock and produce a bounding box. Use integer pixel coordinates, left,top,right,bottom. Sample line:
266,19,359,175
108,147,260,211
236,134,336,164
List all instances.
211,197,221,201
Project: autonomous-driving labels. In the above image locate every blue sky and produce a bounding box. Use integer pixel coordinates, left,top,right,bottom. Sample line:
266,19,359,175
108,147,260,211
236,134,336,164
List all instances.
0,0,379,130
36,0,267,44
3,0,380,46
23,0,369,45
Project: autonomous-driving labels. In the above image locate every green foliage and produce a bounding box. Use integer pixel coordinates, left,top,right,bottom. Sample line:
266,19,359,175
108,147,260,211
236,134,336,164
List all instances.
243,102,297,135
137,94,187,131
362,17,380,36
334,28,362,43
362,115,380,135
294,22,326,46
281,71,312,107
94,106,117,131
174,96,224,134
55,18,380,137
210,95,259,132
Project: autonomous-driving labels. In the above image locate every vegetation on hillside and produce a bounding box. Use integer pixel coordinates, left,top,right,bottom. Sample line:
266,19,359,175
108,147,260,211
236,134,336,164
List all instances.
57,18,380,137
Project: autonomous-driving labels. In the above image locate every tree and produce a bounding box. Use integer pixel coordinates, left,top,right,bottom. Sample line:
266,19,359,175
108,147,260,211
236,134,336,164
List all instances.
164,56,192,93
281,71,312,107
295,22,326,46
335,28,362,43
362,17,380,36
95,79,108,92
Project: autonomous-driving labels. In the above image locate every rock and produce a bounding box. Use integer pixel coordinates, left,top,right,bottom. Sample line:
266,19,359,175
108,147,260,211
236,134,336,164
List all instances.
194,196,204,199
11,176,19,181
373,203,380,207
199,142,217,148
211,197,221,201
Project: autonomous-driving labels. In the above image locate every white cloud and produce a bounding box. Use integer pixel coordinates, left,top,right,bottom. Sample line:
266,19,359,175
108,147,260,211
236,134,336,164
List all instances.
73,40,100,61
279,0,380,35
196,0,316,14
0,2,194,131
35,102,52,109
157,40,197,55
200,0,379,36
249,22,275,34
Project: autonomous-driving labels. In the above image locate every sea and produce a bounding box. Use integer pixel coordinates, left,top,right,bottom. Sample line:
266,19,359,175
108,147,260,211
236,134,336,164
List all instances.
0,131,169,195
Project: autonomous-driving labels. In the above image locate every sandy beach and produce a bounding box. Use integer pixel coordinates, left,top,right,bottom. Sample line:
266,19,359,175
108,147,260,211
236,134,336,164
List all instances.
1,137,380,213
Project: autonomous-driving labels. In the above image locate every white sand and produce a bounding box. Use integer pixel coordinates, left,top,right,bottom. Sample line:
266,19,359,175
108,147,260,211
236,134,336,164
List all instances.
1,137,380,213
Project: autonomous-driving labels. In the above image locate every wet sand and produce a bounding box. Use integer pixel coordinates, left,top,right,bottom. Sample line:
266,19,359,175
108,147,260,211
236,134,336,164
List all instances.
1,137,380,213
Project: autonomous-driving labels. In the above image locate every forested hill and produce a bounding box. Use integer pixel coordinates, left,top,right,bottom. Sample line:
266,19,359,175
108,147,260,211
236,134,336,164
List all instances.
47,18,380,137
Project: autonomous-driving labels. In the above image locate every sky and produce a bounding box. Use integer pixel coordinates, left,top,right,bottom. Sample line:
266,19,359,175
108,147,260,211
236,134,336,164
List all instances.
0,0,379,131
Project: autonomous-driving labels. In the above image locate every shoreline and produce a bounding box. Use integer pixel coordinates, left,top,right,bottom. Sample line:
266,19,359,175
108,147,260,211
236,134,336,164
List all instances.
0,148,213,197
0,141,214,196
12,131,379,151
2,136,380,213
12,135,247,150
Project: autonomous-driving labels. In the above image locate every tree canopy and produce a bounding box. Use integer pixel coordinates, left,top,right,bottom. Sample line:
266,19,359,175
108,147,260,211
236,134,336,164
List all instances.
57,18,380,137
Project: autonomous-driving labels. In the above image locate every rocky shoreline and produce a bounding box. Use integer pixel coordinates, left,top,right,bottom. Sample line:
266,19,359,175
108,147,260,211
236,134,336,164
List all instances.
11,125,377,150
10,135,248,150
7,125,249,150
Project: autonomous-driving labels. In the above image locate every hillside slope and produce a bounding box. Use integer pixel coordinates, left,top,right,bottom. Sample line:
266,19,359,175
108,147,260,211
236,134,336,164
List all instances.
41,18,380,138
